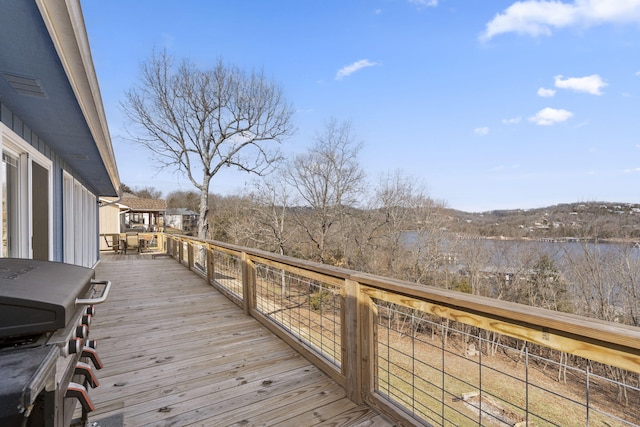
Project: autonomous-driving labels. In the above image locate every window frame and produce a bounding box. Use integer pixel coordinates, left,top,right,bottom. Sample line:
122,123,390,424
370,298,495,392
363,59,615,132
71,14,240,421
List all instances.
0,122,53,260
63,171,97,267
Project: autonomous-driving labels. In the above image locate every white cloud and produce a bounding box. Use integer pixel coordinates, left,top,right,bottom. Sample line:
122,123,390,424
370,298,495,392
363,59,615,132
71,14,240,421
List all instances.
409,0,438,8
537,87,556,97
502,116,522,124
528,107,573,125
335,59,378,80
474,127,490,135
635,71,640,76
481,0,640,41
624,167,640,173
554,74,607,95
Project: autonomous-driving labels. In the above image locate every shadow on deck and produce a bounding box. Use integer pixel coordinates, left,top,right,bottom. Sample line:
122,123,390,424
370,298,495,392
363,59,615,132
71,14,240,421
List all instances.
89,253,393,427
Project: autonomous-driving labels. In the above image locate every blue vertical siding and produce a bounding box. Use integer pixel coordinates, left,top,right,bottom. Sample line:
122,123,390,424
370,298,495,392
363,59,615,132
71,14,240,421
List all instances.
0,101,100,262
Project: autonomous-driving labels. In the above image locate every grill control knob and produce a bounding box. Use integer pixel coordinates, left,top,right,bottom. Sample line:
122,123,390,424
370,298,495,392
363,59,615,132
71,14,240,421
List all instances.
82,346,104,370
66,382,95,412
86,305,96,316
65,338,83,356
75,325,88,339
86,339,98,349
81,314,92,326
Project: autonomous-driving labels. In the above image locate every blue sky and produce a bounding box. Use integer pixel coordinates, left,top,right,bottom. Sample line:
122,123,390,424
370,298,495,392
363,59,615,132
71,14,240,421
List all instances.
82,0,640,212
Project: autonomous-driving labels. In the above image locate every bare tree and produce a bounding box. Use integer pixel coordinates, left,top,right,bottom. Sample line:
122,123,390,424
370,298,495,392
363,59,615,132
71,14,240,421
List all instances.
563,243,619,322
457,238,493,296
617,246,640,327
215,194,255,246
526,253,567,311
408,196,450,285
285,118,365,264
166,190,200,211
120,183,134,194
121,49,295,239
249,170,293,255
371,170,427,277
132,186,163,199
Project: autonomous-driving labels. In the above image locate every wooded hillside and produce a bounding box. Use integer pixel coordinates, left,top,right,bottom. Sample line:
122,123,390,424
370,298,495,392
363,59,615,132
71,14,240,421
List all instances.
446,202,640,240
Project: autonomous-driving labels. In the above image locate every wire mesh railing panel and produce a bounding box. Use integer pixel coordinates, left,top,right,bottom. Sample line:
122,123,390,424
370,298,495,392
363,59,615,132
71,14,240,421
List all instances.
212,250,243,299
181,240,189,265
191,242,208,276
253,263,342,369
373,300,640,427
161,236,640,427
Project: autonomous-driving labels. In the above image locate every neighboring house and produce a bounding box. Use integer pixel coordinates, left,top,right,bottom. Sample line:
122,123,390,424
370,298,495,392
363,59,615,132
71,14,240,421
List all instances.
0,1,120,267
165,208,199,233
99,199,122,235
119,196,166,232
98,195,166,249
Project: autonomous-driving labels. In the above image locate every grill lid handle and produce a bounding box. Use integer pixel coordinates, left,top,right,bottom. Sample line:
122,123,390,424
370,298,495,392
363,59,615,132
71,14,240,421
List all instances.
75,280,111,305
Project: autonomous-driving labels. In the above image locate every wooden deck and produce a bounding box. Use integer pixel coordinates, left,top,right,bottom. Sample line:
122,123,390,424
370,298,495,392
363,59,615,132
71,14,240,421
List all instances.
88,254,393,427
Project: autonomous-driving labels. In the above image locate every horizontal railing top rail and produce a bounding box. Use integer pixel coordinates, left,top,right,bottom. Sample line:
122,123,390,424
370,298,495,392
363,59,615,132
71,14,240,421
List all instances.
165,233,640,369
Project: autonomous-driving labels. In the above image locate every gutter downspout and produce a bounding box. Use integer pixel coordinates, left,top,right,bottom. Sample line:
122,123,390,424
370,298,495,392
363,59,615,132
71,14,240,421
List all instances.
98,187,124,208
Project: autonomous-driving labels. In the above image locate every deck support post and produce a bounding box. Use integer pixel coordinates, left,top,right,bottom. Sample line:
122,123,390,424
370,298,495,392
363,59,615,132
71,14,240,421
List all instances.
178,238,184,264
343,278,366,404
241,252,256,316
187,242,194,271
206,245,215,285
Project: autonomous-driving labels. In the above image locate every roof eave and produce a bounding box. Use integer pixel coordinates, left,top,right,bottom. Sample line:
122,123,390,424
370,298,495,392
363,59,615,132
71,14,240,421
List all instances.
35,0,120,196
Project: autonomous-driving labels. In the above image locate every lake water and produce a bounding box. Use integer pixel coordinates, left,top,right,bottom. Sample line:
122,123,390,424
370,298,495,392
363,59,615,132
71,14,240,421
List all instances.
401,231,640,272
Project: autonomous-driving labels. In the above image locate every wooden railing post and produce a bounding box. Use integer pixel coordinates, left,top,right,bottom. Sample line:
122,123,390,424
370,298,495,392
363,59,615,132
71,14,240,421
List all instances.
360,286,376,409
343,279,364,404
168,237,175,258
178,239,184,263
187,242,194,270
241,252,256,316
157,233,164,253
206,245,215,285
166,236,172,258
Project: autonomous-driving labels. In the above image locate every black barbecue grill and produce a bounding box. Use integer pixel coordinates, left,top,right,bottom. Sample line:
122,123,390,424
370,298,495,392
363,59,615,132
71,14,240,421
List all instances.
0,259,111,427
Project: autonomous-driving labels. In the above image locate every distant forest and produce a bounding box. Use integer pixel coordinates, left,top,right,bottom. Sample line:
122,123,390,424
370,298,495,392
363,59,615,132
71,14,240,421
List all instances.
129,181,640,329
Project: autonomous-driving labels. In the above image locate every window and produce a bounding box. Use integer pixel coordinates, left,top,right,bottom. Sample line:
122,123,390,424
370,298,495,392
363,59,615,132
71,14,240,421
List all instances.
63,172,97,267
2,152,19,257
63,172,74,263
0,122,52,260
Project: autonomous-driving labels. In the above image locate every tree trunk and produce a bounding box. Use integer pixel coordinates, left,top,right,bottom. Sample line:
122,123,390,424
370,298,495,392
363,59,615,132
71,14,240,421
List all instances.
197,177,211,240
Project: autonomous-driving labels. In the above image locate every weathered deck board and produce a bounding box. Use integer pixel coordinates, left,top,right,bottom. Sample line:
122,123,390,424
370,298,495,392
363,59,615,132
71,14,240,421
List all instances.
89,254,393,426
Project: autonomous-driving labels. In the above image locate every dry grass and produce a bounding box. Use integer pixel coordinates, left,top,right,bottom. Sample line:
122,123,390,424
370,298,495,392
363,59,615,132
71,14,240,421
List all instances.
376,326,639,426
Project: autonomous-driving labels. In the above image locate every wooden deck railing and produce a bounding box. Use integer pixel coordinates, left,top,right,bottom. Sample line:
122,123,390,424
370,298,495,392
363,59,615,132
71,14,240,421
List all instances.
157,234,640,426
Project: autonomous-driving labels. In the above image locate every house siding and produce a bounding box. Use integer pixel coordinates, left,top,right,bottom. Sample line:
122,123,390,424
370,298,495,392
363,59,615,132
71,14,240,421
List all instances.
0,101,100,263
99,204,121,250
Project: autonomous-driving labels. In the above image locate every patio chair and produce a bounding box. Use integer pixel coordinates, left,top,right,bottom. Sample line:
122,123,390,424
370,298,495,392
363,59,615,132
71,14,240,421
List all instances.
137,233,155,252
126,233,139,252
103,234,123,253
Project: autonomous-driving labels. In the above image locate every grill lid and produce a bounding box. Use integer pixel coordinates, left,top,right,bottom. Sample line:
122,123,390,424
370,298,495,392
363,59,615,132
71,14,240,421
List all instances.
0,259,94,338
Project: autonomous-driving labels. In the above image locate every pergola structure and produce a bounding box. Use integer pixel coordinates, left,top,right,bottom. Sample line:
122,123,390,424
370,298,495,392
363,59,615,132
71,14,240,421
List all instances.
119,196,167,232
